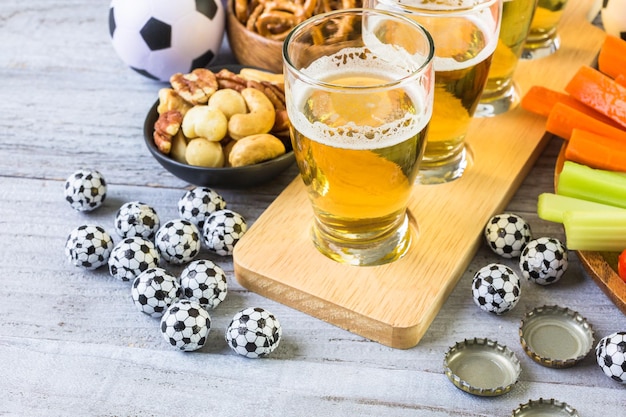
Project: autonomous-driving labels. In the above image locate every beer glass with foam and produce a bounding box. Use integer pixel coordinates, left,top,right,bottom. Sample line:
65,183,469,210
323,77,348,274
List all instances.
367,0,502,184
283,9,435,266
522,0,569,59
477,0,537,117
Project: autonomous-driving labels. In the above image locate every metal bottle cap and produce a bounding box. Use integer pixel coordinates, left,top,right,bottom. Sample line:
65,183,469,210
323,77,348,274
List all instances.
512,398,580,416
443,337,521,396
519,305,594,368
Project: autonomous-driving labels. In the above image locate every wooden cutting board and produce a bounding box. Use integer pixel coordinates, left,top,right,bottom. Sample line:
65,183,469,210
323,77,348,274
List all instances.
233,0,606,349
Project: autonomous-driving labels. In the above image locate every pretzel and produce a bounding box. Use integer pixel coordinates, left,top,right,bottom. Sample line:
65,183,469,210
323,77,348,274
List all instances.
235,0,360,41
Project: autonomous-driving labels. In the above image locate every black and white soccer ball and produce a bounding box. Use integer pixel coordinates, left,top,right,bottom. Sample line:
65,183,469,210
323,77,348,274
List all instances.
154,219,201,264
472,263,522,315
202,209,248,256
225,307,282,358
602,0,626,41
108,236,160,281
65,224,114,270
114,201,160,240
178,187,227,230
484,213,532,258
519,237,568,285
64,169,107,212
180,259,228,309
596,331,626,384
131,267,182,317
160,300,211,351
108,0,225,82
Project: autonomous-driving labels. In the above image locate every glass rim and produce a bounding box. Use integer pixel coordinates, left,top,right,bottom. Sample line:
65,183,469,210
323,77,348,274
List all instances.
282,7,435,92
377,0,500,15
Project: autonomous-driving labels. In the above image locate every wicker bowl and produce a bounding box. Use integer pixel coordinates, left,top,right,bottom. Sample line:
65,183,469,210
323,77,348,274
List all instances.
226,0,284,74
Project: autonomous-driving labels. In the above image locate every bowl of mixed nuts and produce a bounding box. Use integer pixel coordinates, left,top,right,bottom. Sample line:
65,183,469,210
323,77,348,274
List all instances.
143,65,295,188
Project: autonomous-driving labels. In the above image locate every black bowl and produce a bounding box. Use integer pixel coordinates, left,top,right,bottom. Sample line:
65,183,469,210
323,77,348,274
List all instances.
142,69,295,188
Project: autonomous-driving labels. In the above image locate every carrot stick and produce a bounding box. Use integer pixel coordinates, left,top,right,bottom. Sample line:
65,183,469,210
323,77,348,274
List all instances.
546,102,626,141
565,65,626,129
616,74,626,88
598,35,626,79
521,85,623,128
565,128,626,172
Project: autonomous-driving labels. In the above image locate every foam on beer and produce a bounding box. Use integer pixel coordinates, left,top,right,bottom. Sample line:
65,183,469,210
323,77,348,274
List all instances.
288,47,431,151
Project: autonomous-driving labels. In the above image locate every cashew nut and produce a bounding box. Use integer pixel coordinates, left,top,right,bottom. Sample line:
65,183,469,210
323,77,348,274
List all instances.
182,105,228,142
228,133,286,167
208,88,247,119
227,88,276,140
185,138,225,167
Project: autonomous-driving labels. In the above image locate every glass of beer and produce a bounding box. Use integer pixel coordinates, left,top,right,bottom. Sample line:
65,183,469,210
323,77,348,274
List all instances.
522,0,569,59
283,9,435,266
476,0,537,117
368,0,502,184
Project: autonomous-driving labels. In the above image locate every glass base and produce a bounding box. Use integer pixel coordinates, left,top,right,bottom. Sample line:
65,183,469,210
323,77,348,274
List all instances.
522,35,561,60
310,214,413,266
416,147,468,185
475,82,521,118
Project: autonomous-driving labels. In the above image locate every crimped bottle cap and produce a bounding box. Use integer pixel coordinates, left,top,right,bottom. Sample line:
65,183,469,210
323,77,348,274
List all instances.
443,338,521,396
519,305,594,368
512,398,580,416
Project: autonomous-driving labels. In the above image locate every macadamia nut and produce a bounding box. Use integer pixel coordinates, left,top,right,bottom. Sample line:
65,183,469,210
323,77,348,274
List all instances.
182,105,228,142
186,138,225,167
208,89,247,119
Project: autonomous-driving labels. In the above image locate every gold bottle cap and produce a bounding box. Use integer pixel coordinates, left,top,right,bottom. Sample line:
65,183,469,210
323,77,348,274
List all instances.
512,398,580,416
443,338,521,397
519,305,595,368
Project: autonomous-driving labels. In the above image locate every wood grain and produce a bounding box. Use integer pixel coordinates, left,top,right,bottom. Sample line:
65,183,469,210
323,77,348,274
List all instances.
233,1,607,349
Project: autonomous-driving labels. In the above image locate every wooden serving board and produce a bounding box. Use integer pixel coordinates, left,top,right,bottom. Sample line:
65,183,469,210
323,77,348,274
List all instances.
233,1,606,349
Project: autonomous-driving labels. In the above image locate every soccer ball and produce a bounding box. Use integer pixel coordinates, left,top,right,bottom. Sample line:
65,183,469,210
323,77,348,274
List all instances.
154,219,201,264
160,300,211,351
202,209,248,256
519,237,568,285
596,331,626,383
114,201,160,240
225,307,282,358
65,224,114,270
180,259,228,309
64,169,107,212
472,263,522,315
108,0,225,82
108,236,160,281
602,0,626,40
484,213,532,258
177,187,227,230
132,267,182,317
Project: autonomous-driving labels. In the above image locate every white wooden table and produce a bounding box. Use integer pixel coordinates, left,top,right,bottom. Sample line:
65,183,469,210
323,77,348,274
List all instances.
1,1,624,415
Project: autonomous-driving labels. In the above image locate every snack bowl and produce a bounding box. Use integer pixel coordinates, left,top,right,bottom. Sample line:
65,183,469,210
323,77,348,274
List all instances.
226,0,284,74
143,99,295,188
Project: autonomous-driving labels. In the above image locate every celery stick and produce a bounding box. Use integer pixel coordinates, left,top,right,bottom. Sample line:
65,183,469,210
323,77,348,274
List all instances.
562,210,626,251
557,161,626,208
537,193,626,223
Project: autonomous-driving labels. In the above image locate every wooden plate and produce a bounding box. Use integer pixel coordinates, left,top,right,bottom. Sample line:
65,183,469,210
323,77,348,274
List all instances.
555,144,626,313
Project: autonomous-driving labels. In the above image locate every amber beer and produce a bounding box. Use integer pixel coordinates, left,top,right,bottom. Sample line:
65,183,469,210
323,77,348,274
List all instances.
284,9,435,266
477,0,537,116
368,0,502,183
418,14,497,181
289,64,430,265
523,0,569,58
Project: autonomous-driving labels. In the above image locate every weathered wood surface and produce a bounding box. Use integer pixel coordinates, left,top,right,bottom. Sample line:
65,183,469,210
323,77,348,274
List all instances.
0,1,624,416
